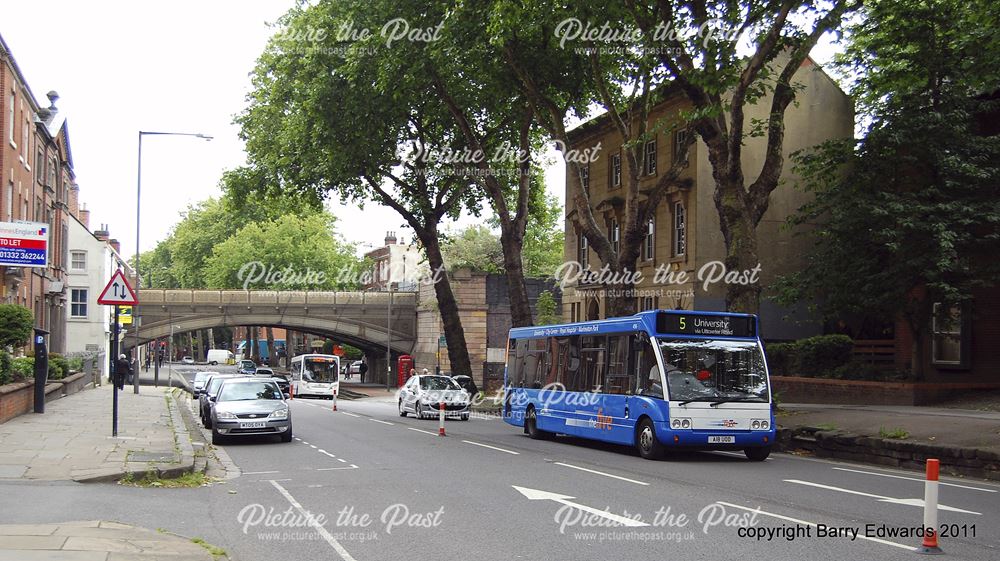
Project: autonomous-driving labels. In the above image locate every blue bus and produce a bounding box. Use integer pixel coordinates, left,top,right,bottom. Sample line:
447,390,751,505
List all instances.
503,310,775,461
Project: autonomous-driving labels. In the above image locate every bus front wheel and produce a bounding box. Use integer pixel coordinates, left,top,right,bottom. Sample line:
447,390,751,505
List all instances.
525,408,546,440
744,446,771,462
636,419,666,460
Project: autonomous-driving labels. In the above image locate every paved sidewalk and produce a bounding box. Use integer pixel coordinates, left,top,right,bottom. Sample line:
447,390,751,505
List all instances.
780,402,1000,453
0,383,194,482
0,521,222,561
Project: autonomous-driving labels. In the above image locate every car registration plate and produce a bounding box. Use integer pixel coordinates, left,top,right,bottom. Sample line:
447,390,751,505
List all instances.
708,435,735,444
240,421,267,429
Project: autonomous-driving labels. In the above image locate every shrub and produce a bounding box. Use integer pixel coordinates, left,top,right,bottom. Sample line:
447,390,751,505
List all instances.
794,334,854,377
68,357,84,372
0,350,11,385
0,304,33,349
49,353,70,379
11,357,33,381
764,342,796,376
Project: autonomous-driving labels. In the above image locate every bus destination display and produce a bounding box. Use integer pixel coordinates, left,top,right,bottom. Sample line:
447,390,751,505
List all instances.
657,312,756,338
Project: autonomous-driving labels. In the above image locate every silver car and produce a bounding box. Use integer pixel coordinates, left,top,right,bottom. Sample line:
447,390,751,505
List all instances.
192,371,220,396
209,378,292,444
398,375,470,420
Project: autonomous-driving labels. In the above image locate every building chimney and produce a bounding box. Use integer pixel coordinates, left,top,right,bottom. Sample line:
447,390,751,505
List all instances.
79,205,90,229
94,224,109,242
384,231,397,246
68,184,80,217
109,239,121,255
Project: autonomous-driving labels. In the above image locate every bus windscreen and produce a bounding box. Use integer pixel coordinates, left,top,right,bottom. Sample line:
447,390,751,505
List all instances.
302,357,339,383
658,339,768,403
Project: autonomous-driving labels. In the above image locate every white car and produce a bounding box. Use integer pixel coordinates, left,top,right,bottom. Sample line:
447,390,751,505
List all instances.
181,356,195,365
398,375,470,420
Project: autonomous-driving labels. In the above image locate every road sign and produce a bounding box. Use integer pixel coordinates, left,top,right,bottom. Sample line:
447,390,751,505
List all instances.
0,221,49,267
118,306,133,325
438,335,447,347
98,270,138,306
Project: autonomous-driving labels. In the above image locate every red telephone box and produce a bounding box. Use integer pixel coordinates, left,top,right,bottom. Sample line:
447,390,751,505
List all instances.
397,355,414,387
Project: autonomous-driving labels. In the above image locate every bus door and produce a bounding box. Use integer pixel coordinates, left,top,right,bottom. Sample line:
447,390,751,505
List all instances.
600,333,638,445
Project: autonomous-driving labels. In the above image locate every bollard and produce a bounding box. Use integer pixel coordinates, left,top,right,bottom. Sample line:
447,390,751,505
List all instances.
438,401,446,436
332,389,338,412
289,383,294,401
918,458,944,555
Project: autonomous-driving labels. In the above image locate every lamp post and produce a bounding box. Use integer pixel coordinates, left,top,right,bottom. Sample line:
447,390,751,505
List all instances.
168,324,181,389
386,281,394,391
134,131,211,394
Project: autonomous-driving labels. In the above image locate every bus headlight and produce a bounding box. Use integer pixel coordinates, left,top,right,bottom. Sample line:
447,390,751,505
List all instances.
751,419,770,430
752,420,761,429
671,418,691,429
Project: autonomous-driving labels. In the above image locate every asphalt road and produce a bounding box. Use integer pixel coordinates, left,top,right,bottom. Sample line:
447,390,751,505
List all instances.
2,363,997,561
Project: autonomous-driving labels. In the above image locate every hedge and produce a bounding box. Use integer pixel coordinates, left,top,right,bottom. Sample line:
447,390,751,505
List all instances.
766,334,853,377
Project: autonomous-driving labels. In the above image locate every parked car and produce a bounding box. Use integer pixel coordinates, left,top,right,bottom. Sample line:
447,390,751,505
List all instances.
181,356,195,365
206,349,234,366
398,374,470,420
255,368,274,377
349,361,362,374
237,359,257,375
200,374,240,428
451,375,479,398
209,378,292,444
192,371,220,396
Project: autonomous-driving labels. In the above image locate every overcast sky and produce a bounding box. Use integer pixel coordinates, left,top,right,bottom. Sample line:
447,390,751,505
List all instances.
1,1,839,258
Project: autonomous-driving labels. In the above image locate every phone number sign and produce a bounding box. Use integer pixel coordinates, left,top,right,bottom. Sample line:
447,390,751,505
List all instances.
0,221,49,267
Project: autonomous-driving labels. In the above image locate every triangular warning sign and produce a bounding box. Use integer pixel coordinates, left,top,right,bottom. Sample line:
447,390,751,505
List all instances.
98,269,138,306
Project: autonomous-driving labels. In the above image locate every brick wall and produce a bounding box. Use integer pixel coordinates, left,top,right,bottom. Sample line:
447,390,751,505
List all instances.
0,382,33,424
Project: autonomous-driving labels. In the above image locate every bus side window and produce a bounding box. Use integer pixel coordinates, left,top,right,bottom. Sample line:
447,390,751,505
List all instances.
525,338,547,389
514,339,528,387
507,338,520,387
579,335,606,393
605,334,633,395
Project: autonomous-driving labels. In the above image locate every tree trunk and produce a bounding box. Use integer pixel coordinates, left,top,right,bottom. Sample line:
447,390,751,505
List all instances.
422,234,474,377
206,328,215,351
498,228,533,327
266,327,276,367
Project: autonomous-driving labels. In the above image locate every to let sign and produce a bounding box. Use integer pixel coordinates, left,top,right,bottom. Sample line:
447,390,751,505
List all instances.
0,221,49,267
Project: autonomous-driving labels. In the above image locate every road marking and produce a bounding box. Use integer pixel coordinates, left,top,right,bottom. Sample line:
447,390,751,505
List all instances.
341,412,361,418
320,451,337,458
317,465,359,471
512,485,648,527
369,418,395,425
270,480,358,561
553,462,649,486
715,501,917,552
713,450,772,461
294,437,301,441
831,467,998,493
301,441,310,445
310,445,318,449
407,427,439,436
784,479,981,515
337,458,347,463
242,470,280,475
461,440,519,455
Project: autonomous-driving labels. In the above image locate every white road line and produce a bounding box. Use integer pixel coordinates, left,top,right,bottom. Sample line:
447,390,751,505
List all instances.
407,427,438,436
270,480,357,561
832,467,998,493
784,479,981,515
461,440,520,455
320,451,337,458
715,501,917,552
317,465,359,471
242,471,280,475
341,412,361,418
369,418,395,425
310,445,318,449
714,450,772,461
554,462,649,486
337,458,347,463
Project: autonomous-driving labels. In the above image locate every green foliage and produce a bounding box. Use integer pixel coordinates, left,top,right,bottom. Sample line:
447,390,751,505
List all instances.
68,357,84,372
441,225,504,274
49,353,70,379
203,212,364,290
0,350,11,385
11,356,33,380
340,344,363,361
0,304,34,349
879,426,910,440
534,291,560,325
766,335,853,377
778,0,1000,341
520,192,565,279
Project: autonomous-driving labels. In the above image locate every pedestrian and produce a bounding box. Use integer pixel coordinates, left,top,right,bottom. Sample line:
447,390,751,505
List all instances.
421,368,429,375
358,361,368,383
115,353,132,390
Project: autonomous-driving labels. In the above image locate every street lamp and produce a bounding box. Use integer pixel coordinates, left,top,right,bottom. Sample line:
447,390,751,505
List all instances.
168,324,181,390
134,131,212,394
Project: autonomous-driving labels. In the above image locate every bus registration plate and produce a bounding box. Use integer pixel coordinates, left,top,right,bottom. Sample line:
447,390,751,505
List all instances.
240,422,267,429
708,436,735,444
